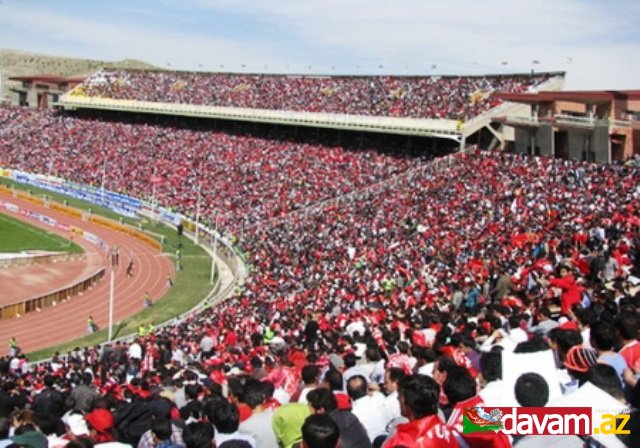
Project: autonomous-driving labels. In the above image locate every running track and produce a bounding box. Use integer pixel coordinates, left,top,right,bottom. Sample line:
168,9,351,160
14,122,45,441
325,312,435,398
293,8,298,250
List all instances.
0,193,174,353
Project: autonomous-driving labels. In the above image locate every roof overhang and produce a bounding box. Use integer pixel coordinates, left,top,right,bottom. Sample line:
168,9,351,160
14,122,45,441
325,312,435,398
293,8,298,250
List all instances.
57,95,462,140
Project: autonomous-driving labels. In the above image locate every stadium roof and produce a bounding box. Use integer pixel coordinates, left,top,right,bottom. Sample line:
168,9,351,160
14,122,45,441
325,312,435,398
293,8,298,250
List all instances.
9,74,86,84
497,90,640,104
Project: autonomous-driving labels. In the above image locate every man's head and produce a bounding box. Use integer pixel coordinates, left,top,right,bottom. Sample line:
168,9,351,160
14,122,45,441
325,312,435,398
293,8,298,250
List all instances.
207,398,239,434
398,374,439,421
443,366,477,406
346,375,368,401
322,368,343,392
433,356,457,386
479,351,502,384
302,365,320,386
383,367,406,395
590,320,617,352
515,373,549,407
615,314,638,343
151,418,172,443
183,421,213,448
307,388,338,414
302,414,340,448
242,378,266,410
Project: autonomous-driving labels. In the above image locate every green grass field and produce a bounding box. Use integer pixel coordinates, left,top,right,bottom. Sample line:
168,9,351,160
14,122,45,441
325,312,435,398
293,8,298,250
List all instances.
0,211,83,254
0,178,221,361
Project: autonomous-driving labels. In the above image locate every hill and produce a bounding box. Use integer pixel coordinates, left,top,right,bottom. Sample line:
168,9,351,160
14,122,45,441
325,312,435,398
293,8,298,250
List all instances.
0,48,158,101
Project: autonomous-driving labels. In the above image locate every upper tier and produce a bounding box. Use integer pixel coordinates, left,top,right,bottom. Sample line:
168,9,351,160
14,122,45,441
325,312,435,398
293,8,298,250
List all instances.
67,70,559,121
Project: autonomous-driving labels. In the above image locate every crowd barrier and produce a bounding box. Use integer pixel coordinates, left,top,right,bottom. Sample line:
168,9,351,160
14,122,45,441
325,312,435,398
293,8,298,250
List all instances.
88,215,162,251
0,267,105,320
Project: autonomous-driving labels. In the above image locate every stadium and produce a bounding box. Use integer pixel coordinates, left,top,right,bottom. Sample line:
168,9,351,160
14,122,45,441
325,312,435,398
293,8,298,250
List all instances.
0,27,639,448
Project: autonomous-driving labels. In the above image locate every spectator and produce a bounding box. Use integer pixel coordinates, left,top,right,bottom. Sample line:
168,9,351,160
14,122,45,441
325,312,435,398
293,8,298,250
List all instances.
383,374,458,447
346,375,387,443
182,422,213,448
206,397,256,448
237,379,278,448
307,388,371,448
302,414,340,448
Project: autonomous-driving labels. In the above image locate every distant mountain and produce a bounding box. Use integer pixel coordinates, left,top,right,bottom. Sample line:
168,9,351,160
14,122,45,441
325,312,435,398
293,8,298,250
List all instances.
0,48,158,101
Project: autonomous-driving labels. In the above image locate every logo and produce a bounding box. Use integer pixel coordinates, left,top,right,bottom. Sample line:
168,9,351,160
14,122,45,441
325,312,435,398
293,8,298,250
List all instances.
463,406,504,433
463,407,630,436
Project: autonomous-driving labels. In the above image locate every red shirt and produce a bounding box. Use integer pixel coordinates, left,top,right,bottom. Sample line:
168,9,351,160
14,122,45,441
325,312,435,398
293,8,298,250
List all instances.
548,275,582,315
447,395,512,448
620,340,640,372
384,414,460,448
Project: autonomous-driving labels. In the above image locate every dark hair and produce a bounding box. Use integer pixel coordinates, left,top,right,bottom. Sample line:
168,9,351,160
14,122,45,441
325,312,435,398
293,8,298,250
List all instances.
209,399,240,434
183,421,213,448
548,329,583,361
615,314,638,340
185,384,203,401
302,365,320,385
386,367,406,385
151,418,172,442
398,374,439,419
0,417,9,439
515,373,549,407
43,375,55,388
302,414,340,448
514,336,549,353
343,353,358,368
508,315,522,331
590,320,617,351
323,368,343,392
587,364,624,400
307,388,338,413
242,378,266,409
539,307,551,318
66,438,95,448
227,375,249,402
262,380,275,399
346,375,368,401
443,366,476,406
435,356,458,375
219,441,253,448
573,307,595,326
32,413,57,436
480,352,502,382
365,346,381,362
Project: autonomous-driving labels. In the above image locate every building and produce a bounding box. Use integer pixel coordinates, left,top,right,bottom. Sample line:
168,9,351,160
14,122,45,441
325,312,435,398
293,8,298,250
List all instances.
7,74,85,108
494,90,640,163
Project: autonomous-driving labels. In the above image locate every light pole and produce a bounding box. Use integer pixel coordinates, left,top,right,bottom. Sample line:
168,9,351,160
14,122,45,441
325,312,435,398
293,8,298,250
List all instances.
195,183,202,244
107,254,115,341
100,151,108,203
210,215,218,285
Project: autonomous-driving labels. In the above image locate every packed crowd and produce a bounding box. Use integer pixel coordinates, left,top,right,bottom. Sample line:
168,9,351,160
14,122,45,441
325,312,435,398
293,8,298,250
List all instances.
72,70,553,120
1,109,640,447
0,108,427,230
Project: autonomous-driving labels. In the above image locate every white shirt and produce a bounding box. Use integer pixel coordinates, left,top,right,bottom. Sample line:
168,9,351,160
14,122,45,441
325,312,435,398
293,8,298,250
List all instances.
417,362,435,377
128,343,142,360
478,379,503,405
384,391,401,423
298,386,315,404
351,392,388,442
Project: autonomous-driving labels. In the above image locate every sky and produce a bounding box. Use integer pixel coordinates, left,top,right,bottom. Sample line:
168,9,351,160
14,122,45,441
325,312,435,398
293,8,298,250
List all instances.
0,0,638,90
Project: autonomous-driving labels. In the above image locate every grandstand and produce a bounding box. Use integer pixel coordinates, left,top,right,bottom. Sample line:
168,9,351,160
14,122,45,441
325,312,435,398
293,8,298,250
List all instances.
58,69,565,148
0,65,638,448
